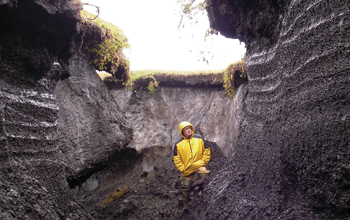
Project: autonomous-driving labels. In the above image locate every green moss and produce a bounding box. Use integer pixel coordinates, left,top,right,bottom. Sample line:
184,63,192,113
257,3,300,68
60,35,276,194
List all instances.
223,56,246,99
80,10,130,75
102,187,130,205
123,79,134,91
147,76,159,94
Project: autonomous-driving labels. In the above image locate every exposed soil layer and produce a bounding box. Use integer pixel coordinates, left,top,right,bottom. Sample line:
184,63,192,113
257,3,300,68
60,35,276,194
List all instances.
55,53,133,183
192,0,350,219
132,73,224,89
103,72,225,90
206,0,289,49
0,1,91,219
0,0,80,82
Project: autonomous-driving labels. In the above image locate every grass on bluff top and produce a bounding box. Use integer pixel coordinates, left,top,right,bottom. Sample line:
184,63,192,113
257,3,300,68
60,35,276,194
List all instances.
123,69,224,93
130,69,224,81
97,57,246,98
97,69,224,82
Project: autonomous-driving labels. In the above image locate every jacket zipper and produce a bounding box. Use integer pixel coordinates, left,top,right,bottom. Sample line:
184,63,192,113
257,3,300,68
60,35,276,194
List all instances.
189,140,193,156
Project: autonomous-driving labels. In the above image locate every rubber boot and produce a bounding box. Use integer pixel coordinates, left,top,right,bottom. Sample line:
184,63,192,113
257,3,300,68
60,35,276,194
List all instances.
197,172,209,179
182,191,190,209
181,178,193,209
197,166,210,179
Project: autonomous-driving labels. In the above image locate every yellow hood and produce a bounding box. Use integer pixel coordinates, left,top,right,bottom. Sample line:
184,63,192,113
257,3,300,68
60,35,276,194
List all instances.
179,121,193,139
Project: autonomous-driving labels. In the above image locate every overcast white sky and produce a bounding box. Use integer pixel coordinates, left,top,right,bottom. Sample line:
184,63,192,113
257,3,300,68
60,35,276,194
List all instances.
82,0,246,71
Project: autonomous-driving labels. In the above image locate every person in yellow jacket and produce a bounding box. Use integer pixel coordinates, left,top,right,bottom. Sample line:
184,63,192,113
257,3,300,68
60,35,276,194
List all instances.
173,121,211,208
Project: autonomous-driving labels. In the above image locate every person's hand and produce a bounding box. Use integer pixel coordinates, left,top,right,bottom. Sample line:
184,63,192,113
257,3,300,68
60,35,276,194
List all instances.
197,166,210,173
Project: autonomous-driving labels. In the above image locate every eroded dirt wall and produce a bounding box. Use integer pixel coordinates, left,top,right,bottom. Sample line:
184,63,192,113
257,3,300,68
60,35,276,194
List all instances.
110,84,246,158
55,54,133,187
0,0,93,219
185,0,350,219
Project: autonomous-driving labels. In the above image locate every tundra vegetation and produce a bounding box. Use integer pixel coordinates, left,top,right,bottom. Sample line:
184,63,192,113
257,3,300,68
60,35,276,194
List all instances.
80,10,130,81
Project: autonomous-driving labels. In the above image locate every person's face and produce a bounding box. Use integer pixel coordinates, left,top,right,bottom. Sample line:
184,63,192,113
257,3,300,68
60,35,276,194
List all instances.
183,127,192,138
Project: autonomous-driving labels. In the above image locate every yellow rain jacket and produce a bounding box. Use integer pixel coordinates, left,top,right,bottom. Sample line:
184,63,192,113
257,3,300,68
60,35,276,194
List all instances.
173,121,211,177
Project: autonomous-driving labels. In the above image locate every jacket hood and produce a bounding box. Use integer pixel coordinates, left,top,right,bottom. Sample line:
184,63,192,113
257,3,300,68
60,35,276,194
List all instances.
179,121,194,139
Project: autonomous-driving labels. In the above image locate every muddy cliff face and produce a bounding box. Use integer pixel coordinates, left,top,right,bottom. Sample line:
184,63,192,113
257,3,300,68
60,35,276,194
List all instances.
0,0,133,219
185,0,350,219
0,1,92,219
69,82,240,219
111,84,245,157
55,54,132,187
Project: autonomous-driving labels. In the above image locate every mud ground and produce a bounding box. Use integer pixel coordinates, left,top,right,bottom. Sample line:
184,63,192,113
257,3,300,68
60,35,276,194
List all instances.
73,141,227,219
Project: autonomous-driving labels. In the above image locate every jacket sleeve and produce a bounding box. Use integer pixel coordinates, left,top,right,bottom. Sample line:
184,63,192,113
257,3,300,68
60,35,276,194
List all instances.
181,160,205,176
202,147,211,165
173,144,185,172
199,137,210,165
